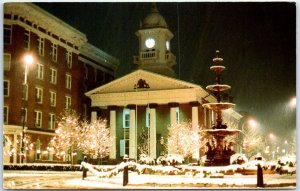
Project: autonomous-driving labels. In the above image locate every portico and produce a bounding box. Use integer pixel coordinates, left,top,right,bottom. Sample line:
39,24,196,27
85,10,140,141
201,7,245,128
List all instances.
86,69,216,161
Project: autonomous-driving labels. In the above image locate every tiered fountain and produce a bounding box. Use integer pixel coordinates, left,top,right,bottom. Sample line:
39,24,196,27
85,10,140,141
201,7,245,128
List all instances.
202,50,240,166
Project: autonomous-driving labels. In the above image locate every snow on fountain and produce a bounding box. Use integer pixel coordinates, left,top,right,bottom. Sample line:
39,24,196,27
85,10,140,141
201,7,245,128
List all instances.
202,50,240,166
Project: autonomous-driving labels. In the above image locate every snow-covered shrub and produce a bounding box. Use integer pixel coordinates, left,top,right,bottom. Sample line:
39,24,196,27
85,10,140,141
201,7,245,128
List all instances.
166,154,184,166
230,153,248,165
156,155,168,166
138,154,155,165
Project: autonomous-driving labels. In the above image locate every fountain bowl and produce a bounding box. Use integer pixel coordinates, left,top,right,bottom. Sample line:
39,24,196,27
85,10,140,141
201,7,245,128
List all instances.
202,102,235,110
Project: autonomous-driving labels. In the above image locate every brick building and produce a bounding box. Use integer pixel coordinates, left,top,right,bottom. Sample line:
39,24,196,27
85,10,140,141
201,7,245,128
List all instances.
3,3,119,164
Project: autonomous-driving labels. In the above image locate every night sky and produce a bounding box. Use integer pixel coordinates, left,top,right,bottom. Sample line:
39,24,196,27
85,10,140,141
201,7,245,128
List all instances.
35,2,296,140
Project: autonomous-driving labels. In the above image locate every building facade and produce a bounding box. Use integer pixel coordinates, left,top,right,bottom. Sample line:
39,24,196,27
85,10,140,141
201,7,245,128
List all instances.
86,4,242,163
3,3,119,164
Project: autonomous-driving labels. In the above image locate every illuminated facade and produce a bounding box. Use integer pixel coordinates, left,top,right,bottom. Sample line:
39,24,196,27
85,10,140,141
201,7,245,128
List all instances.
86,4,242,162
3,3,119,164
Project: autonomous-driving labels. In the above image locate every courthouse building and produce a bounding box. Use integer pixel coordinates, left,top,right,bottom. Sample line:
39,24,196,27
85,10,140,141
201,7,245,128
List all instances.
86,4,242,162
3,3,119,164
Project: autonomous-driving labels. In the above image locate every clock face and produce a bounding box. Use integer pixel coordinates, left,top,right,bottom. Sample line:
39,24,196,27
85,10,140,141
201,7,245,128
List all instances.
145,38,155,48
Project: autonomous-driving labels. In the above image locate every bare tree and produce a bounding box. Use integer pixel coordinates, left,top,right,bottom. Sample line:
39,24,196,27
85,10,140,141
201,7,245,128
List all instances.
138,126,149,157
51,109,82,165
242,126,263,158
80,118,112,164
167,121,200,161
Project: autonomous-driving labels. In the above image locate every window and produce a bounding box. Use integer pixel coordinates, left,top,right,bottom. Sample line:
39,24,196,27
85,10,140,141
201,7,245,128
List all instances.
51,43,57,62
35,87,43,104
120,139,129,157
66,51,72,68
65,96,71,109
37,36,44,56
4,80,9,97
22,84,28,100
36,63,44,80
35,139,41,160
50,68,57,84
24,30,30,49
49,91,56,107
123,108,130,128
21,108,27,123
146,107,150,128
34,110,42,128
48,113,55,130
4,106,8,124
4,25,12,44
4,53,11,71
176,107,180,123
65,74,72,89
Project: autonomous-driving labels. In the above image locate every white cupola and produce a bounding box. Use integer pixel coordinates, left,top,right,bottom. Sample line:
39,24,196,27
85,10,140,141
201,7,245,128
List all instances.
133,3,176,77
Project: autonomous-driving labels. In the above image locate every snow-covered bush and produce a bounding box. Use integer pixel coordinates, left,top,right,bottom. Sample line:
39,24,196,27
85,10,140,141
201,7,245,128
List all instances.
166,154,184,166
138,154,155,165
156,156,168,166
230,153,248,165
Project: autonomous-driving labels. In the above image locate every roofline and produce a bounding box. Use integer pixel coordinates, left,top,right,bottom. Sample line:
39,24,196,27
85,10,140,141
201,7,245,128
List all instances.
4,3,87,47
85,69,207,96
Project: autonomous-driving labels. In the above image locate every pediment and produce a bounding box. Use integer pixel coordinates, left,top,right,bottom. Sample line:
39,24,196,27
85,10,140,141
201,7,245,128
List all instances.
86,70,203,95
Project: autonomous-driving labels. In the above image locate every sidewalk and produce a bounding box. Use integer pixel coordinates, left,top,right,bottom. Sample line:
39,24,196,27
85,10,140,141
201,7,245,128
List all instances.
82,172,296,189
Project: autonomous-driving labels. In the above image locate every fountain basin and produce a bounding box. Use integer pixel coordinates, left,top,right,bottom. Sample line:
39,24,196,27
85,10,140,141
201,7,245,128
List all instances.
206,84,231,92
202,103,235,110
210,65,225,73
202,129,241,137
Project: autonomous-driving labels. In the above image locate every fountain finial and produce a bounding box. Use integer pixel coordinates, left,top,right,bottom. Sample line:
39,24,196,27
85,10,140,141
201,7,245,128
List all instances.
216,50,220,57
213,50,223,63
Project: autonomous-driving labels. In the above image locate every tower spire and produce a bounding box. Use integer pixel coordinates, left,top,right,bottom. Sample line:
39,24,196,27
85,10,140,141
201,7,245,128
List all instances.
151,2,158,13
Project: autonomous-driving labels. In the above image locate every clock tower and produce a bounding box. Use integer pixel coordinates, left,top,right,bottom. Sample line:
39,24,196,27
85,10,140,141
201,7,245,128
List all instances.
133,3,176,77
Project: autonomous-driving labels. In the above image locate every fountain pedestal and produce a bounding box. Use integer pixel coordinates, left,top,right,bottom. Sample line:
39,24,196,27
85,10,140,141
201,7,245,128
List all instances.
202,51,240,166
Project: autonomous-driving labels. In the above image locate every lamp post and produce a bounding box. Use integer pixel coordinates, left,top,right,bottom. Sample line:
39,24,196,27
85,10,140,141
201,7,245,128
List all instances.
268,133,276,160
20,54,34,163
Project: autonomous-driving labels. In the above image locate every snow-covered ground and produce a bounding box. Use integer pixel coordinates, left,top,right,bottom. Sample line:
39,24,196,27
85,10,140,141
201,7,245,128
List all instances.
3,170,296,189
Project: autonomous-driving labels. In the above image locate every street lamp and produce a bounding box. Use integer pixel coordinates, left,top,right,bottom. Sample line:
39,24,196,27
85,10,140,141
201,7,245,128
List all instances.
21,54,34,163
289,96,296,108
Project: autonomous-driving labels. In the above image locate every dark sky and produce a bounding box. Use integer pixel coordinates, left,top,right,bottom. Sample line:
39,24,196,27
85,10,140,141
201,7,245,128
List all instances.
35,2,296,140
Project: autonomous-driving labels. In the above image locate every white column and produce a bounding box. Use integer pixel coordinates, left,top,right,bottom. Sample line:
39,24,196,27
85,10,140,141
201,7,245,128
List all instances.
129,109,136,159
91,111,97,122
169,105,177,153
150,107,156,159
192,106,199,131
13,134,17,164
109,110,116,159
170,107,177,125
191,104,199,159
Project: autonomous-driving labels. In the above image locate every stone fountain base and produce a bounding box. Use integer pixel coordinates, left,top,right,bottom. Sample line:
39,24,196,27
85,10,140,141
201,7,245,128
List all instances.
202,129,240,166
